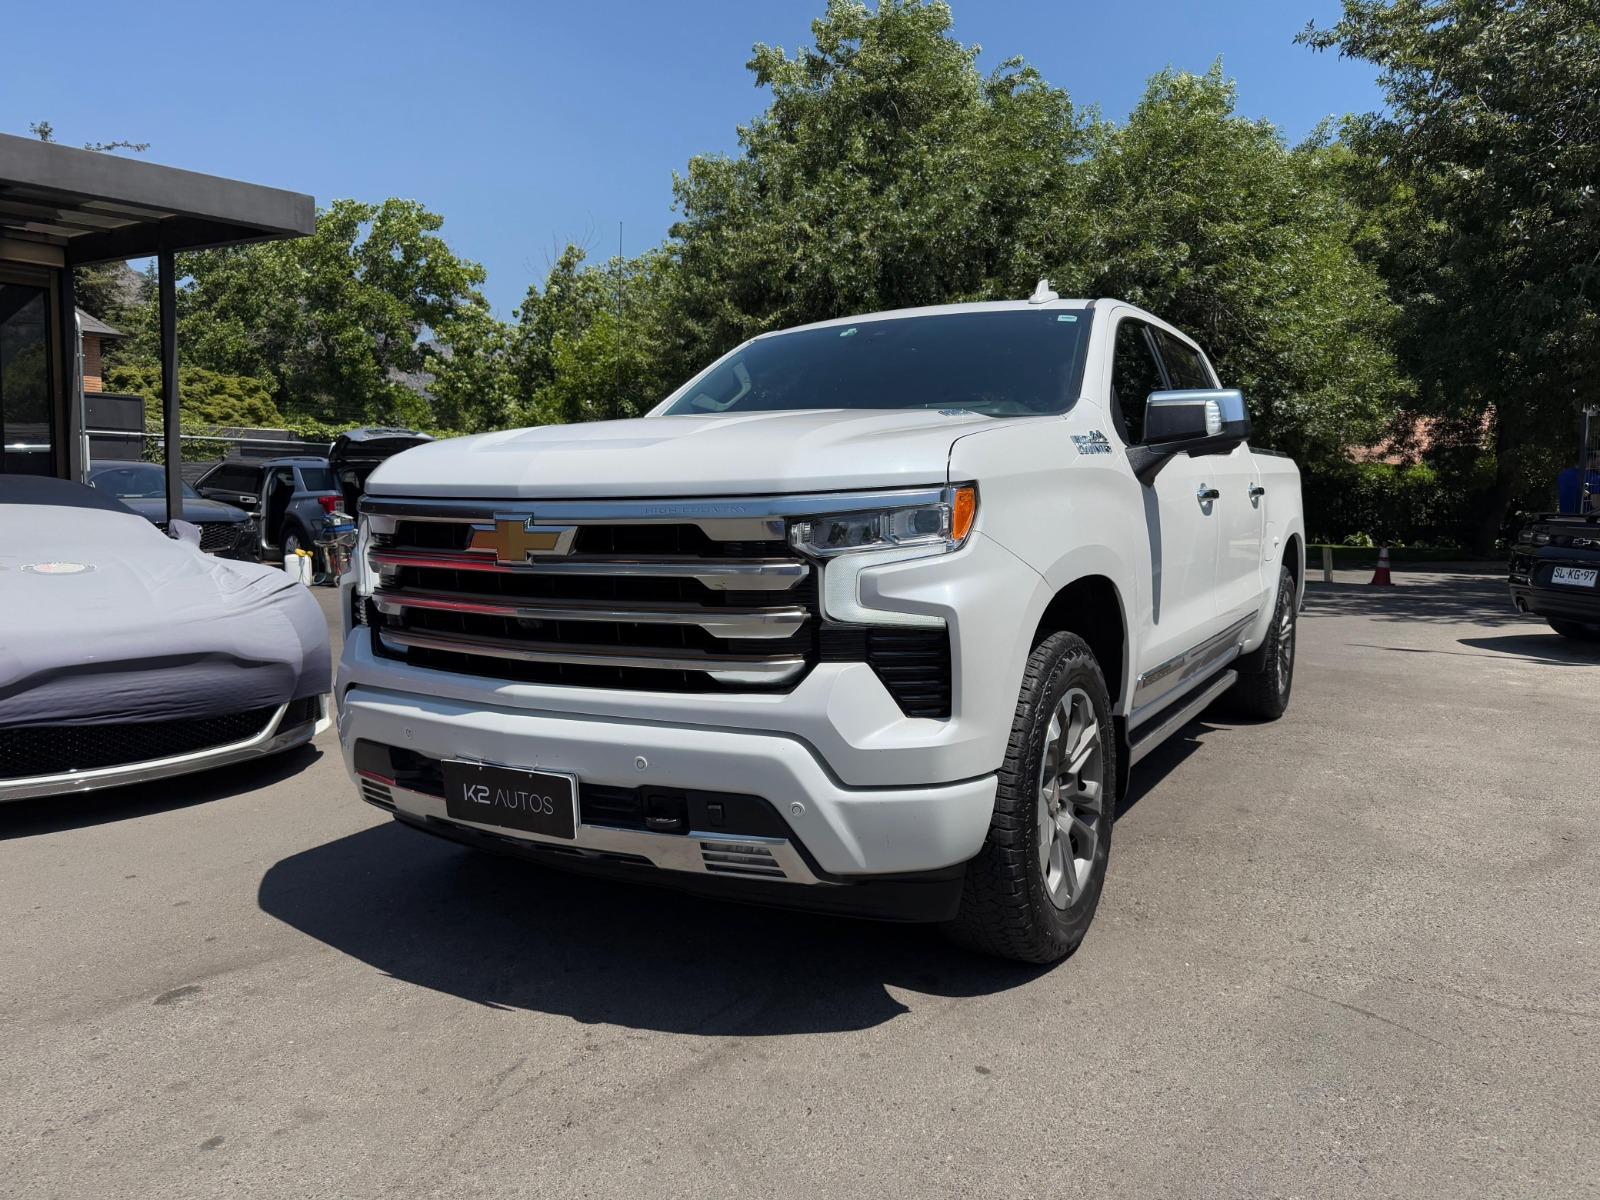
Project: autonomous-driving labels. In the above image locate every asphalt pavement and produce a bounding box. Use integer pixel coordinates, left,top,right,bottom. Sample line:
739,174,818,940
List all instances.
2,569,1596,1199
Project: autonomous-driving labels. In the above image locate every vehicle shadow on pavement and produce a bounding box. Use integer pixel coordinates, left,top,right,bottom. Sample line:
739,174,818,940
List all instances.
1302,571,1526,627
0,745,322,840
1457,633,1600,664
258,821,1052,1035
1116,722,1209,821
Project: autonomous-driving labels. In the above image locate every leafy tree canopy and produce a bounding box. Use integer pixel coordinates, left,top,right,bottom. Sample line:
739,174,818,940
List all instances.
123,198,491,428
510,245,681,426
533,4,1405,474
668,0,1088,366
104,362,284,429
1054,66,1407,469
1302,0,1600,541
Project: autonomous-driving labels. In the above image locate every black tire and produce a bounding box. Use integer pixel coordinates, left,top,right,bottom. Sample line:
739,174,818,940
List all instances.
1549,618,1600,642
948,632,1117,964
1226,565,1297,720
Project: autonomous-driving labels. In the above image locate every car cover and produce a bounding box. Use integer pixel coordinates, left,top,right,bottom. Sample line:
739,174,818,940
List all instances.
0,475,330,729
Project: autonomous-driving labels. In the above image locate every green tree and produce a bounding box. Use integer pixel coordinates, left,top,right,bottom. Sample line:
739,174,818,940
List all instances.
1054,67,1408,470
426,300,518,433
656,6,1404,476
1301,0,1600,546
128,198,491,427
103,362,285,428
510,245,680,425
667,0,1089,368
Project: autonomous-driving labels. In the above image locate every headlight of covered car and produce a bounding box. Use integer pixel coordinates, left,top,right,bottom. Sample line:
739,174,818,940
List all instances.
789,485,977,626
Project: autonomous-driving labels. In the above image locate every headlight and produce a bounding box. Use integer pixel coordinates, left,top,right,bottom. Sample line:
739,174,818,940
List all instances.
789,485,978,557
1521,526,1550,547
790,485,978,627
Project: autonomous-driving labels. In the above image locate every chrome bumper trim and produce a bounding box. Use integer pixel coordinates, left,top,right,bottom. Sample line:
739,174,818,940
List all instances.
0,696,328,803
362,487,946,542
378,780,823,885
371,587,808,639
366,550,810,593
377,629,807,685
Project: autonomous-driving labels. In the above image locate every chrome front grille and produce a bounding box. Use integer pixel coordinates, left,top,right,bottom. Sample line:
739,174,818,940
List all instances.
361,496,820,691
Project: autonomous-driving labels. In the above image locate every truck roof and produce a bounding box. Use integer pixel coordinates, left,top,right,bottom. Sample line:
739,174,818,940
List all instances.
753,297,1099,340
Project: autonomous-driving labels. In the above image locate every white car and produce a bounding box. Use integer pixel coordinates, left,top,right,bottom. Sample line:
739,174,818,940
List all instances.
335,290,1304,962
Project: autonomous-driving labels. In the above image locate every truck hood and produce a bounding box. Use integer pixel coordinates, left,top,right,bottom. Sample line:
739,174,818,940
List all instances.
364,409,997,498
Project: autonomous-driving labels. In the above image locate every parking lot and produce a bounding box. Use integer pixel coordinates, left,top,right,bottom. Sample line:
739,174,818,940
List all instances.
2,569,1595,1199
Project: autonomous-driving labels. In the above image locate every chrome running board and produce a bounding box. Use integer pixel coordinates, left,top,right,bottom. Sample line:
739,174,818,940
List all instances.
1127,669,1237,767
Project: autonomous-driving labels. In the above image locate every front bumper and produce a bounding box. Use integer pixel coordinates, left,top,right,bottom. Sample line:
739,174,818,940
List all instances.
338,529,1047,789
0,697,329,803
337,685,997,880
215,521,260,561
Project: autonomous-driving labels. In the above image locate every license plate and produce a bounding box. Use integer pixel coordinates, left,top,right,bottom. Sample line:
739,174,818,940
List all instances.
1551,566,1598,588
441,760,577,840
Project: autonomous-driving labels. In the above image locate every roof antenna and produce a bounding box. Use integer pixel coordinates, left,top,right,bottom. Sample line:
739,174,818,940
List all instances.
1028,278,1059,305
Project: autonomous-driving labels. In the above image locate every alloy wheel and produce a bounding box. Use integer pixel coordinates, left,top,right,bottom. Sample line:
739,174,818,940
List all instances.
1037,686,1104,909
1276,593,1295,694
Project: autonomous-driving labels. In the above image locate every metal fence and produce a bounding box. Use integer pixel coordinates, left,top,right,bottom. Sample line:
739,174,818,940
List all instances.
85,428,332,485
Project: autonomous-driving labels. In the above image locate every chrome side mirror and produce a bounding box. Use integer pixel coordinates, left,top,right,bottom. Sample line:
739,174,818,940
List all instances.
1144,389,1251,444
1130,389,1252,484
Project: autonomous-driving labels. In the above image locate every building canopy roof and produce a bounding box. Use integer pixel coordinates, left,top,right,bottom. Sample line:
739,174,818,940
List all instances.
0,132,314,265
76,308,122,338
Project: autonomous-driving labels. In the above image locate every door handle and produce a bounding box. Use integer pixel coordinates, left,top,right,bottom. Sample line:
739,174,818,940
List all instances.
1196,485,1221,502
1248,484,1266,498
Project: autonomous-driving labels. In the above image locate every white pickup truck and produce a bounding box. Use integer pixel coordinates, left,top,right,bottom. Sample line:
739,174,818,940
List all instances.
336,289,1304,963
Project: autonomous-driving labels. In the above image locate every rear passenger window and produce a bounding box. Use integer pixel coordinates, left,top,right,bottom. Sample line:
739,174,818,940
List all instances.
1155,330,1214,390
297,467,335,492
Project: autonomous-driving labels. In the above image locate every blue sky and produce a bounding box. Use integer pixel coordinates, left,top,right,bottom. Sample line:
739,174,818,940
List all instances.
2,1,1381,317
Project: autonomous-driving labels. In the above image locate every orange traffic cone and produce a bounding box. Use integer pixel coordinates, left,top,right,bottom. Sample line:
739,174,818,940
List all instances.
1369,545,1394,586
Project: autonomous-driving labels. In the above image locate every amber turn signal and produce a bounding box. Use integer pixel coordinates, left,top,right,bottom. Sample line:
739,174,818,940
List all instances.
951,485,978,544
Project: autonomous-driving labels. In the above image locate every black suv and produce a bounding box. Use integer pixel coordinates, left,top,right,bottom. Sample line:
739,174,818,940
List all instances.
195,430,431,574
195,456,343,562
87,461,257,558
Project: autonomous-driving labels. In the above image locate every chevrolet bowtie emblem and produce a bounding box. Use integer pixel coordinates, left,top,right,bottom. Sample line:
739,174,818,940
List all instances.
469,517,578,563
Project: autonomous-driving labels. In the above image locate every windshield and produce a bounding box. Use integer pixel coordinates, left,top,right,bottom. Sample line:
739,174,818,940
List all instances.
665,309,1092,418
89,463,199,500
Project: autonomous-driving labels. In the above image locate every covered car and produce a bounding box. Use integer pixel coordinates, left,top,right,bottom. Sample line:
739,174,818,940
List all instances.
87,461,257,559
0,475,330,801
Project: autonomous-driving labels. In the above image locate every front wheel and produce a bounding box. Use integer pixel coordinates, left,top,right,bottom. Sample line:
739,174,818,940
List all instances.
1226,564,1297,720
948,632,1117,964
